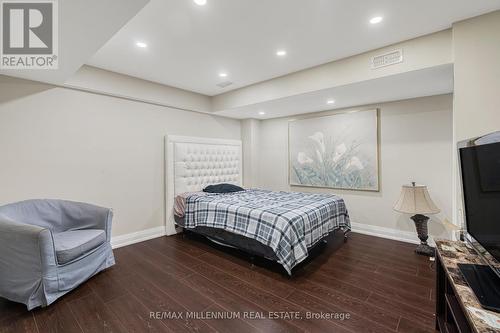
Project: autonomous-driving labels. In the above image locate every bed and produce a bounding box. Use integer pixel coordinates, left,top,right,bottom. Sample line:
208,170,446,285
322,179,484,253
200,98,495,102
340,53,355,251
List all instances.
165,135,350,274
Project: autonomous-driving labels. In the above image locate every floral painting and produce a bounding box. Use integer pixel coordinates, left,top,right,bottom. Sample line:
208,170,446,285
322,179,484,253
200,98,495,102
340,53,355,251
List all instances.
289,109,379,191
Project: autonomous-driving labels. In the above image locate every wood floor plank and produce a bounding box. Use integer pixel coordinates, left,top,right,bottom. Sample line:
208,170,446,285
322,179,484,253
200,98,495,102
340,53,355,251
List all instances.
87,270,129,304
120,247,212,312
118,274,215,333
367,293,435,329
417,266,436,280
33,302,82,333
348,233,417,251
374,265,434,288
302,267,435,314
351,254,419,276
334,249,428,277
317,260,432,299
325,252,380,271
159,235,208,257
397,317,436,333
200,304,258,333
287,290,396,333
333,252,419,276
341,236,429,259
126,242,195,279
339,244,431,271
289,275,400,330
57,282,94,305
183,272,304,333
67,295,126,333
144,237,206,268
291,271,371,302
106,294,172,333
198,251,295,299
101,257,136,280
192,263,351,333
0,313,38,333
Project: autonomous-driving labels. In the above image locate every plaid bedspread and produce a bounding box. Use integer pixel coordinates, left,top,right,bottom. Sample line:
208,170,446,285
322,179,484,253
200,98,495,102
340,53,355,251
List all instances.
184,189,350,274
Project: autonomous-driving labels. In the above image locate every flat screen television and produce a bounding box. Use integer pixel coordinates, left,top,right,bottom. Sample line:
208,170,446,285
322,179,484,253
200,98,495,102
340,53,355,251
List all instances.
458,131,500,311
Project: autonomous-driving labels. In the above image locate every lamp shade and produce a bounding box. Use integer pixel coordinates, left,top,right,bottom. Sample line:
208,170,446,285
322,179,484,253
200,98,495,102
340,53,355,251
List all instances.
393,183,440,214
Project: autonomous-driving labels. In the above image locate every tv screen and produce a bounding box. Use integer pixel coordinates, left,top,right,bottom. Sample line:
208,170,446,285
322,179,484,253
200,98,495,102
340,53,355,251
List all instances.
459,139,500,264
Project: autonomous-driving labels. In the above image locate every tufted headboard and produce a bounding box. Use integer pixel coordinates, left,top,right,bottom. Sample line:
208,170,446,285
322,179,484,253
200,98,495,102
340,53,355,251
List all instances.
164,135,242,235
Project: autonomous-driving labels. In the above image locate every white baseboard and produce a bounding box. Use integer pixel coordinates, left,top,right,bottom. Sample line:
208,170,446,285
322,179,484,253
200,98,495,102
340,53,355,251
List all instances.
111,226,166,249
350,222,436,246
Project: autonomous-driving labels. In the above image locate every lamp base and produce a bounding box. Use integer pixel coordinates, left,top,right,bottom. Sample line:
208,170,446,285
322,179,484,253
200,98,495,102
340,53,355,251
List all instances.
411,214,435,257
415,243,435,256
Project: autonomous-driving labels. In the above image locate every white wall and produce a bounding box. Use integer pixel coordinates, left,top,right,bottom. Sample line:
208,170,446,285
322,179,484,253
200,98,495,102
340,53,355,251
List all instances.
255,94,453,240
453,10,500,142
451,10,500,228
0,75,240,237
241,119,260,188
65,66,212,113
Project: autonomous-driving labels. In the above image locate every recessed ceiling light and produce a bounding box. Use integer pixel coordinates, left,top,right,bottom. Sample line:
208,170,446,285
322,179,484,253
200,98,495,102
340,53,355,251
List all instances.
135,41,147,48
258,111,266,115
219,72,228,78
276,50,287,57
370,16,383,24
193,0,207,6
327,99,335,105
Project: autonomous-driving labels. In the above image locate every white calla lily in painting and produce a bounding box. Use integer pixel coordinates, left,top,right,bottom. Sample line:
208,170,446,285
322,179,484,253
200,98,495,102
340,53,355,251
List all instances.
297,152,313,164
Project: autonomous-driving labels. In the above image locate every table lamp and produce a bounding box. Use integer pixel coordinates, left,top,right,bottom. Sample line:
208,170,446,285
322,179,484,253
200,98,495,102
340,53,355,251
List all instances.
393,182,440,256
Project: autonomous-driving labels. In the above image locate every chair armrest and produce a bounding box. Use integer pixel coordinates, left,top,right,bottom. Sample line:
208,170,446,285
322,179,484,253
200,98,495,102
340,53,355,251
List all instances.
0,218,56,289
59,202,113,241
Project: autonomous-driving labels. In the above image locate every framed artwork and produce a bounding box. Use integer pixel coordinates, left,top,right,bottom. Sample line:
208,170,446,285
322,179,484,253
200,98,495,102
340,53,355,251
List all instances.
289,109,379,191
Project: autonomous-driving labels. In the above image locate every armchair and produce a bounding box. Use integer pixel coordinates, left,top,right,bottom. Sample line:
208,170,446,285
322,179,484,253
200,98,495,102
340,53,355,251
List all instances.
0,199,115,310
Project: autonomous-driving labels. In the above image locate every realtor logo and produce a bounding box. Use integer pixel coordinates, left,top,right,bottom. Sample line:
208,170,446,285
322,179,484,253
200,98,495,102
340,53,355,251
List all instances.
1,0,58,69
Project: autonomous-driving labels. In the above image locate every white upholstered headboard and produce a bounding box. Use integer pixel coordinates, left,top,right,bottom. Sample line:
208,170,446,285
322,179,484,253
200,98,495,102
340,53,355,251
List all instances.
165,135,242,235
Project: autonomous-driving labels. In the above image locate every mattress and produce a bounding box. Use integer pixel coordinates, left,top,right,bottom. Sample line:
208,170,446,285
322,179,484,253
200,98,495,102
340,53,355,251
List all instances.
179,189,350,274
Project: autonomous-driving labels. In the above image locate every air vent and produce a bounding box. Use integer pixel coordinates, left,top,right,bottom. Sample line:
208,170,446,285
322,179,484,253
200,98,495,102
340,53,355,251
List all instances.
371,49,403,69
217,81,233,88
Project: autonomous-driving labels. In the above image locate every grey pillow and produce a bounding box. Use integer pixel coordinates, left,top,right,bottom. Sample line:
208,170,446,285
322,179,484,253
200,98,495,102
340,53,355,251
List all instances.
203,183,244,193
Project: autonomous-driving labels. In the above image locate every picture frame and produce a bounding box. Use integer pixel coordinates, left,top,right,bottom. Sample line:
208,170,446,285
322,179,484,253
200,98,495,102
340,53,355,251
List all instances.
288,109,380,191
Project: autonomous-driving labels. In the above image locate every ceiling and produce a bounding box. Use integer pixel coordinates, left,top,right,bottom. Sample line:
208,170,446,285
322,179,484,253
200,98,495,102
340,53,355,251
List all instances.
0,0,149,85
215,64,454,119
88,0,500,96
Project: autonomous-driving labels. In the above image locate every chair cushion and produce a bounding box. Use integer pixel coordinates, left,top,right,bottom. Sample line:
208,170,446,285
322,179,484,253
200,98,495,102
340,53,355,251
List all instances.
53,229,106,264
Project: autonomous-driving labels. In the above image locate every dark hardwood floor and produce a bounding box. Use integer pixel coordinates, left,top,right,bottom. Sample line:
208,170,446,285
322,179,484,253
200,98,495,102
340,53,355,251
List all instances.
0,232,436,333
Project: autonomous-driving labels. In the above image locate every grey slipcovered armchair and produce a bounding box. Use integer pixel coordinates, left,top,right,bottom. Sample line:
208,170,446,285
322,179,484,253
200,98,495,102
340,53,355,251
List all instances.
0,199,115,310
